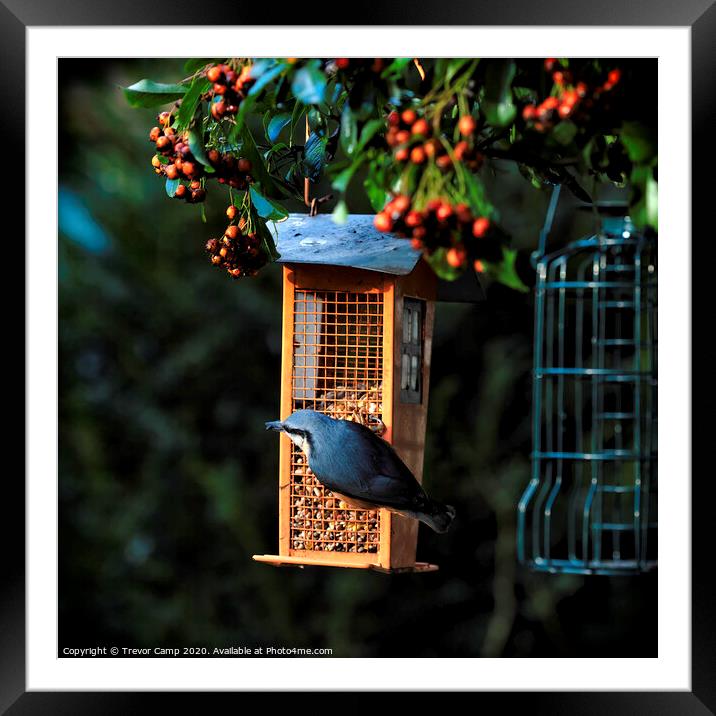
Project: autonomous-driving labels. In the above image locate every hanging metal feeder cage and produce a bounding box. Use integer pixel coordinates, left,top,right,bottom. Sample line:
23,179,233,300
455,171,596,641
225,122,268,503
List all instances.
517,189,657,575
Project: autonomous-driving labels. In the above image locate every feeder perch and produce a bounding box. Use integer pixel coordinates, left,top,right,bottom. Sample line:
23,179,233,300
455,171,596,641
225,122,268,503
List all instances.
517,191,658,575
253,214,484,573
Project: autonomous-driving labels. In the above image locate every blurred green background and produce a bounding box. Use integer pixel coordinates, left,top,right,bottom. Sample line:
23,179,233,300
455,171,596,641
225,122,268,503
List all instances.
59,58,656,657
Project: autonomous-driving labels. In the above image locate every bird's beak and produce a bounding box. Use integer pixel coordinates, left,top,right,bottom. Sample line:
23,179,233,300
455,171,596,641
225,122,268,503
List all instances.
265,420,284,432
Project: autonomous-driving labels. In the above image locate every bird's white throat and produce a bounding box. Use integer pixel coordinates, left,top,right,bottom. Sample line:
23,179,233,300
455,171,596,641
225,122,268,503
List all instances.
287,432,311,458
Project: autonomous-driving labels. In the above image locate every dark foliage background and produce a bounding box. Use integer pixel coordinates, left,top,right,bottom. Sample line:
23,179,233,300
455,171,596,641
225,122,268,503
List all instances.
58,58,656,658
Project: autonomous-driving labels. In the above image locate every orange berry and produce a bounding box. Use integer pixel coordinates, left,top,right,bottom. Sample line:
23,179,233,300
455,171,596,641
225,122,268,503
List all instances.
207,65,222,83
395,130,411,145
474,259,485,273
472,217,490,238
410,238,424,251
458,115,477,136
225,225,239,239
423,139,439,157
542,96,559,111
392,195,411,214
158,111,171,126
522,105,537,121
374,212,393,232
436,154,452,170
395,147,409,162
436,204,453,221
149,126,161,142
410,146,426,164
165,164,178,180
182,161,197,177
226,205,238,220
155,136,171,152
446,246,467,268
151,155,161,168
401,108,417,126
411,118,430,136
454,140,470,161
174,184,187,198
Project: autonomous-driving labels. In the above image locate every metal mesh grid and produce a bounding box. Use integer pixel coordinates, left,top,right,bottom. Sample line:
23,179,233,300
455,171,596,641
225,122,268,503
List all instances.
518,216,657,575
289,290,384,554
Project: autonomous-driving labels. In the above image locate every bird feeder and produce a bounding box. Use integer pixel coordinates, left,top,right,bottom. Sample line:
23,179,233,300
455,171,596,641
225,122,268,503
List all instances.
517,191,658,575
254,214,484,573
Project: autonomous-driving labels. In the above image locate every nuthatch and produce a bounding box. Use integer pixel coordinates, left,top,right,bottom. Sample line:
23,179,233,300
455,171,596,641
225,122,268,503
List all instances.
266,409,455,533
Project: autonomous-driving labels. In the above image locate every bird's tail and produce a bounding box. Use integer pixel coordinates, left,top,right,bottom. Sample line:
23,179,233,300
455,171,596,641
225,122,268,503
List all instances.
418,501,456,534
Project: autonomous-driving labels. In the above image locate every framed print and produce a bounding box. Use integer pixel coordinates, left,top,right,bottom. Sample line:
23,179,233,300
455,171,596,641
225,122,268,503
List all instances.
6,0,711,710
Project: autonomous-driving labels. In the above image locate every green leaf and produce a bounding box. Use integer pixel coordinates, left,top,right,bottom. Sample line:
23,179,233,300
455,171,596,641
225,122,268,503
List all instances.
248,63,285,97
165,178,180,197
255,218,281,262
183,58,217,74
187,129,215,172
363,175,389,213
122,80,186,108
175,77,211,132
332,157,365,193
332,200,349,224
340,103,358,156
491,247,528,292
249,186,289,222
303,133,328,181
356,118,385,152
620,121,657,164
552,120,577,147
425,249,464,281
291,65,327,105
267,113,292,144
381,58,413,79
482,60,517,128
446,58,472,84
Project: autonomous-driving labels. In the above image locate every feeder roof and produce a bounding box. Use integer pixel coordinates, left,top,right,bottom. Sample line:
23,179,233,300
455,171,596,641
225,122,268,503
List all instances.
274,213,484,303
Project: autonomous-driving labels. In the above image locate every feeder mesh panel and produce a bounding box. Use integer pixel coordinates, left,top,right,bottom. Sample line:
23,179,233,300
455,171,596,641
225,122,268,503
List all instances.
518,215,657,575
289,290,384,554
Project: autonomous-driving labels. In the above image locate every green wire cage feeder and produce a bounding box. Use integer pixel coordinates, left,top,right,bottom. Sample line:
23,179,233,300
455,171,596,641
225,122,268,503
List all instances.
517,188,657,575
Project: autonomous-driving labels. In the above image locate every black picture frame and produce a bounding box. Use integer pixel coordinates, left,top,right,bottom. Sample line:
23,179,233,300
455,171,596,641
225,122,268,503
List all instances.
7,1,711,711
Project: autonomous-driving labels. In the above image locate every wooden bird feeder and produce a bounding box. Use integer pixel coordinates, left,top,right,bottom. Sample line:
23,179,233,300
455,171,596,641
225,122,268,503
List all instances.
253,214,484,573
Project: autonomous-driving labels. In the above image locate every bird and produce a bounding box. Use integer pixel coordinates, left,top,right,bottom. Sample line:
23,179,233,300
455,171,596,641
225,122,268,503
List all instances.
265,409,455,533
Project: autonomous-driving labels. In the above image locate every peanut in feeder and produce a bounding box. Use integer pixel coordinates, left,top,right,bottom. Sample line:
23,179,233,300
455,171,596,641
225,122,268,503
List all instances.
253,214,484,573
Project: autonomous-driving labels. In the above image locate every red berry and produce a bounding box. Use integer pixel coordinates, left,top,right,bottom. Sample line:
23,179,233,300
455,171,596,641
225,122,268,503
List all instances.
387,111,400,127
214,82,227,95
436,154,452,170
237,158,252,173
472,217,490,238
410,238,424,251
174,184,187,198
544,58,557,71
335,58,350,69
211,101,226,119
458,115,476,137
607,68,621,85
474,259,485,273
522,105,537,121
395,147,409,162
423,139,439,157
542,96,559,111
374,212,393,232
405,211,423,228
552,71,564,86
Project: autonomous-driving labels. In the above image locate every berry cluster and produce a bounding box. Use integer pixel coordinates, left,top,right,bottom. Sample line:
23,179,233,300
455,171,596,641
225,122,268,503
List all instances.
522,60,622,132
149,116,207,203
206,150,253,190
205,205,265,278
331,58,385,73
386,108,483,171
205,63,255,120
374,195,499,273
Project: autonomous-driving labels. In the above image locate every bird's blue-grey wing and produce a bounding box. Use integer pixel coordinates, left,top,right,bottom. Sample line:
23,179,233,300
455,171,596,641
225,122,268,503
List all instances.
316,420,428,511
